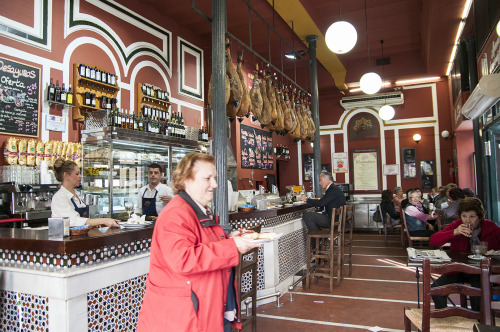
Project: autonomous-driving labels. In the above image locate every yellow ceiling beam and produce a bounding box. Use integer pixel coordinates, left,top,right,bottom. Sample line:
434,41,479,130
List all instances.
267,0,347,91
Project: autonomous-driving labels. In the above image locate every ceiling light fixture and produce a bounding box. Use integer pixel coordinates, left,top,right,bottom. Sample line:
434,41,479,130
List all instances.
446,0,473,76
360,0,382,94
378,40,395,121
413,133,421,144
284,50,307,59
395,76,441,85
348,82,390,93
325,0,357,54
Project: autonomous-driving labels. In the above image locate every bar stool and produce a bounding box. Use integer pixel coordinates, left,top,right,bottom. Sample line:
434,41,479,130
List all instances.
305,206,345,292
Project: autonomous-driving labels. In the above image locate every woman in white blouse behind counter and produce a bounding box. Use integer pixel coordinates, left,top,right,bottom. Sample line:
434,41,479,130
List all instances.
51,158,120,228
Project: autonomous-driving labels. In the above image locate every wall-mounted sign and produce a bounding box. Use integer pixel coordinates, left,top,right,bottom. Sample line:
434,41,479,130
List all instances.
351,149,379,191
0,56,40,137
45,114,66,132
420,160,435,190
332,152,348,173
383,164,400,175
240,124,273,170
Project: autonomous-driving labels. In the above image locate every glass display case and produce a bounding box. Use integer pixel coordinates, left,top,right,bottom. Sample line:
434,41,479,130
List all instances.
81,126,204,218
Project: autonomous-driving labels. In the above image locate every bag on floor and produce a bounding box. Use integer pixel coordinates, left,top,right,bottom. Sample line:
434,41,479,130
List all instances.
372,206,383,223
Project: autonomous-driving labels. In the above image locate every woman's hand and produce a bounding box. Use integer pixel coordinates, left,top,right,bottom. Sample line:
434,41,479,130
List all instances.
427,223,434,231
454,223,472,237
233,236,261,254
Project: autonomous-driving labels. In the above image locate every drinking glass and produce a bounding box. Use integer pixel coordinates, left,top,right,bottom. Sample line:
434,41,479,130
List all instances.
466,223,473,237
124,201,134,219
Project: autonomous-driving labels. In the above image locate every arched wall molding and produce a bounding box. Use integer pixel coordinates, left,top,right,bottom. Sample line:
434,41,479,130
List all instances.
65,0,172,78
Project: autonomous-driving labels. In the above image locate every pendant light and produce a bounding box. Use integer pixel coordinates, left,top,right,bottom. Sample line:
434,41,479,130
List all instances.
360,0,382,95
378,40,395,121
325,0,357,54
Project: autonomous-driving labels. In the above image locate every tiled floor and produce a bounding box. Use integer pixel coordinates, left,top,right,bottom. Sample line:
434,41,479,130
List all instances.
242,232,419,331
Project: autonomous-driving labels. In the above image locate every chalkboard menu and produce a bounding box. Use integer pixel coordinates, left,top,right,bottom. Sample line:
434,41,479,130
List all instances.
0,56,40,137
240,124,273,170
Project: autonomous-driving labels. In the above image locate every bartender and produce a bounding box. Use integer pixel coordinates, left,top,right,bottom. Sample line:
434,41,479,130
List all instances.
135,163,173,217
51,158,119,227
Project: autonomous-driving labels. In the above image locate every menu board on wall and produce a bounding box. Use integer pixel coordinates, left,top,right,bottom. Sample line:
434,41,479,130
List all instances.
0,56,40,137
240,124,273,170
351,149,379,191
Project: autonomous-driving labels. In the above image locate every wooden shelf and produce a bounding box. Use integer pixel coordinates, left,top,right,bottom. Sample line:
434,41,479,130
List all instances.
73,63,120,122
45,100,75,109
137,83,171,114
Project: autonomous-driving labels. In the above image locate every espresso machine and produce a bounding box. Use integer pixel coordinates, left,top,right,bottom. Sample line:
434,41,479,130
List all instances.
0,182,59,227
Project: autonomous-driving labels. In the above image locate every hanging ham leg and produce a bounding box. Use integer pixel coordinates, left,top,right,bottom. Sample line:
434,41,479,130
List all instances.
225,38,243,118
249,64,263,121
235,50,251,118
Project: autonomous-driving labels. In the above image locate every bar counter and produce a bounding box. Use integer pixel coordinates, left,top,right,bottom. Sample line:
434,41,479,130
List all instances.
0,203,313,331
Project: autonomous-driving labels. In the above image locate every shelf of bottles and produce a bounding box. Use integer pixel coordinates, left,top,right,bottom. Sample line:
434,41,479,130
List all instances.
275,144,290,160
72,63,119,121
46,77,74,108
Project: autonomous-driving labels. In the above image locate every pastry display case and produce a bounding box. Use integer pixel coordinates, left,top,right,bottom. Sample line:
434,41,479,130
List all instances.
81,124,205,218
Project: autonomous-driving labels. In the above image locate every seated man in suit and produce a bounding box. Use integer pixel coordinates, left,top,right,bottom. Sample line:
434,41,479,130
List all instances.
299,171,347,231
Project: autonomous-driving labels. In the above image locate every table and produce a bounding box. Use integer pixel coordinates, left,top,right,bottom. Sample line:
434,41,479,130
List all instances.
407,251,500,308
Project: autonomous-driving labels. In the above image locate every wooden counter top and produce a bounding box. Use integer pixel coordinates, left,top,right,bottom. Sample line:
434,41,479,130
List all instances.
0,226,154,255
229,203,311,221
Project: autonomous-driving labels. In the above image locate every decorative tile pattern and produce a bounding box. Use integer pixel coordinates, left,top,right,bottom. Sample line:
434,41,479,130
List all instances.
0,238,151,268
229,208,314,230
87,275,147,331
0,290,48,331
240,247,265,292
278,228,308,283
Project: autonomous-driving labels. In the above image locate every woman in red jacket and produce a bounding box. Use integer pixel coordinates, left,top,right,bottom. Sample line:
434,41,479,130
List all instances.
430,197,500,311
137,152,260,332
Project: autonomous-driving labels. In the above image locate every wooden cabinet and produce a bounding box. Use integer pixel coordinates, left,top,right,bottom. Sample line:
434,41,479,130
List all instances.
72,63,120,121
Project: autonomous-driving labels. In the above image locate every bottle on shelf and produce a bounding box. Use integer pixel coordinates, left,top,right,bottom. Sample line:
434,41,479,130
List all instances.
48,78,55,101
85,92,91,106
55,80,61,102
85,65,91,78
90,67,96,80
91,93,96,107
60,83,67,104
79,64,86,77
96,68,101,82
66,84,73,105
137,111,144,131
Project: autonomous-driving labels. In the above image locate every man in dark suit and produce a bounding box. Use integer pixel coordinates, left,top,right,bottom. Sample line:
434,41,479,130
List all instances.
299,171,347,231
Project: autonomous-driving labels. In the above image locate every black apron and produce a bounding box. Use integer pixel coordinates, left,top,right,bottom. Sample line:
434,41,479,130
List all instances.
70,196,89,218
142,188,158,217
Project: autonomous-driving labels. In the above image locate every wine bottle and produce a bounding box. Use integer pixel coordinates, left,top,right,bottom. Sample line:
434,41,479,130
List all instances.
66,84,73,105
60,83,67,103
85,65,91,78
90,67,96,80
91,93,96,107
55,80,61,102
79,64,86,77
48,78,55,101
96,69,101,82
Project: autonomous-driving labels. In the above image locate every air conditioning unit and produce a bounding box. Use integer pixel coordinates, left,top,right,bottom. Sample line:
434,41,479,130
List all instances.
340,92,404,110
461,73,500,120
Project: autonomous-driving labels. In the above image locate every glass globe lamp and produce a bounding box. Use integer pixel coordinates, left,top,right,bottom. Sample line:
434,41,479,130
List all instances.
379,105,395,120
325,21,357,54
360,72,382,94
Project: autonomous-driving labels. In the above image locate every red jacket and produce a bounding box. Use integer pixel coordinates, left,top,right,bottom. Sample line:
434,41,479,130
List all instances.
430,219,500,251
137,191,241,332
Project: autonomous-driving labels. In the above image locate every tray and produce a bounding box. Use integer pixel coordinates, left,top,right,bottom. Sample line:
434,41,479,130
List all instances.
120,221,153,229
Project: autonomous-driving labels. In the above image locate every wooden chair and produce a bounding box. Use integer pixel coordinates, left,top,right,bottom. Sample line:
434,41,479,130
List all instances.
236,246,259,332
404,258,491,332
483,264,500,326
400,210,430,248
379,205,404,247
305,206,345,292
342,205,353,278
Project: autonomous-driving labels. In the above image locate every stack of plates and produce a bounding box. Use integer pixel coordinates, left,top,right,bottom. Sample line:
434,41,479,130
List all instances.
120,221,153,229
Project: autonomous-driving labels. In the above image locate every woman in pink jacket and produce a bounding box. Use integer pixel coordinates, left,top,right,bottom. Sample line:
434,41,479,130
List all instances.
430,197,500,311
137,152,259,332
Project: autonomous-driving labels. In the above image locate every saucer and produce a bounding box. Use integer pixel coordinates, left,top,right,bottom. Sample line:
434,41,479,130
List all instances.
468,254,485,260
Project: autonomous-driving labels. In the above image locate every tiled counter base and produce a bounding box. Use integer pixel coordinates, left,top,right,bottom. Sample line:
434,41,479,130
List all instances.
230,205,313,305
0,227,152,332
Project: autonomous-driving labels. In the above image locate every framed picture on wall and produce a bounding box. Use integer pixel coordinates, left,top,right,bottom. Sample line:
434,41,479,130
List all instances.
350,149,380,192
402,147,417,179
420,160,435,190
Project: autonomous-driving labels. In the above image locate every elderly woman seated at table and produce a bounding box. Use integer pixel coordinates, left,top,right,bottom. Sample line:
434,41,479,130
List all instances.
404,189,436,237
430,197,500,311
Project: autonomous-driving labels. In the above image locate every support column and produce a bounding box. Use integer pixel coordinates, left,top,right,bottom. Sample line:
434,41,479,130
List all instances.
306,35,321,197
212,0,229,229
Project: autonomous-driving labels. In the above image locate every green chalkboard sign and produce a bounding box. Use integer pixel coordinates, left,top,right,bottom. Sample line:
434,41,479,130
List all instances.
0,56,40,137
